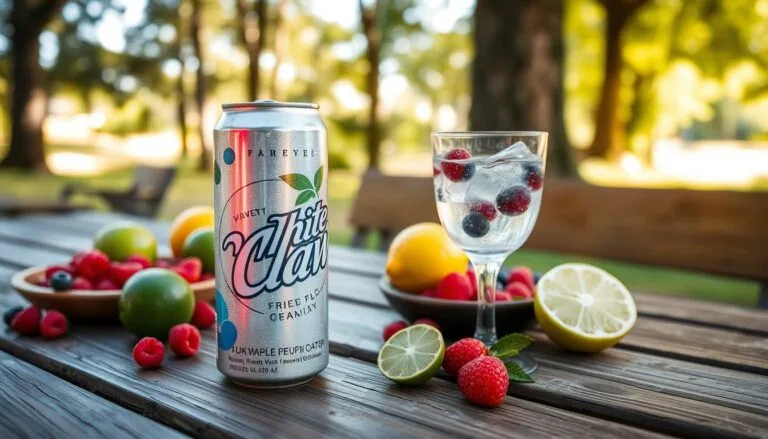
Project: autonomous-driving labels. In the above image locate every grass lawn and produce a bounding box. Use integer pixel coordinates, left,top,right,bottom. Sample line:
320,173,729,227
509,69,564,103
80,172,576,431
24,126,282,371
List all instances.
0,163,759,306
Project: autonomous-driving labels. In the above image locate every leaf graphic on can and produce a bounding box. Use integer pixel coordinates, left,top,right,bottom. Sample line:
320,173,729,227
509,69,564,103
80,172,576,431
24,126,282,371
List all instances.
279,173,314,192
295,190,316,206
314,166,323,192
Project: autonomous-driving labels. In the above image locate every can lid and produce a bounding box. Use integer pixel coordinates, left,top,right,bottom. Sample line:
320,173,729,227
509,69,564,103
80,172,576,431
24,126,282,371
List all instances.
222,100,319,110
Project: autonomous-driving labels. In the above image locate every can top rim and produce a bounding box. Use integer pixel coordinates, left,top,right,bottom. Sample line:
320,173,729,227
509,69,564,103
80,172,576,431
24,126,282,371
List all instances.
222,100,319,110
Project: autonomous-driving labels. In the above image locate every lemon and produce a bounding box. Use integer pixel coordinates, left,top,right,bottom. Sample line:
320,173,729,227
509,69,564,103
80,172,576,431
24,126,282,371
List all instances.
534,263,636,353
169,206,215,257
385,223,468,293
378,324,445,385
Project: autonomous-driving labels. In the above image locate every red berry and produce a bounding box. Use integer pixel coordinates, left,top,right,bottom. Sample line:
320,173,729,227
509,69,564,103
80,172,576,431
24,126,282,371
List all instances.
200,272,215,281
413,318,440,330
125,254,151,269
436,272,473,301
154,259,173,269
191,300,216,329
495,291,513,302
168,323,201,357
457,356,509,407
444,338,488,375
40,310,68,339
70,276,93,290
524,164,544,191
466,269,478,301
133,337,165,369
76,250,110,281
10,306,42,335
421,288,437,298
45,264,74,280
109,261,143,287
495,186,531,216
70,251,88,269
173,257,202,283
505,281,533,300
95,277,119,291
382,320,408,341
441,148,475,182
469,200,497,221
508,267,536,293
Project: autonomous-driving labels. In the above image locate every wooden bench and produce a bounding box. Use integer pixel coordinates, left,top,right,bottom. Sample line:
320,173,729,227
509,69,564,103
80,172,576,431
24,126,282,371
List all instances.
349,170,768,306
60,165,177,218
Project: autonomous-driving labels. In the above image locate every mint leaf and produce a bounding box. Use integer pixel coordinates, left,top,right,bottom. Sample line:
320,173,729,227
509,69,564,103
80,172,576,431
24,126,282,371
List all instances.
313,166,323,192
491,333,533,360
505,361,534,383
295,190,315,206
279,173,313,191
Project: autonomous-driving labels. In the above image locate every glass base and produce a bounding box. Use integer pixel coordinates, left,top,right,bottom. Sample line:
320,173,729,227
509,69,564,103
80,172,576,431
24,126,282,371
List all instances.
503,351,538,375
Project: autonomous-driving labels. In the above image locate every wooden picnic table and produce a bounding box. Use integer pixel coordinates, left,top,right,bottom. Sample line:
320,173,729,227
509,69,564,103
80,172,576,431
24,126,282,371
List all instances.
0,211,766,438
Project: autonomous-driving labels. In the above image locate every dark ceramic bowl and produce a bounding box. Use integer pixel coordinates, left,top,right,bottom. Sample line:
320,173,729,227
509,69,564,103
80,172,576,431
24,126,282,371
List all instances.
379,276,535,341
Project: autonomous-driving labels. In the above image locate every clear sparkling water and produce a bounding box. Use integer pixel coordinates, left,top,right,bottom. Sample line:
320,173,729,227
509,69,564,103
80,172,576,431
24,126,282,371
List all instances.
434,143,543,256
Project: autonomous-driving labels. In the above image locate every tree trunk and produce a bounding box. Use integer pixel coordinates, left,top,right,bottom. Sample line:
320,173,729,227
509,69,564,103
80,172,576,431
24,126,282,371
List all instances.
175,7,188,159
1,0,65,172
269,0,287,100
359,0,382,170
587,0,649,160
236,0,267,101
190,0,210,171
470,0,575,178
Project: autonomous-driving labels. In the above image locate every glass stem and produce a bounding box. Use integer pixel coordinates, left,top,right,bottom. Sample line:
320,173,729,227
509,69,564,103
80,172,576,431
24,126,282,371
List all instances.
471,260,500,346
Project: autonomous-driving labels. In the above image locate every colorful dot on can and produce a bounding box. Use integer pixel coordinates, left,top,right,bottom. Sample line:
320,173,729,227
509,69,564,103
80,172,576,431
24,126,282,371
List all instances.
223,147,235,165
218,320,237,350
215,290,228,322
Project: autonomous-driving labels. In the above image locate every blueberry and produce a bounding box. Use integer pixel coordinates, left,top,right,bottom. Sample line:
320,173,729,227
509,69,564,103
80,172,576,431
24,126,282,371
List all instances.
496,185,531,216
462,212,490,237
50,271,73,292
461,163,476,181
533,271,543,285
3,306,23,325
498,269,510,286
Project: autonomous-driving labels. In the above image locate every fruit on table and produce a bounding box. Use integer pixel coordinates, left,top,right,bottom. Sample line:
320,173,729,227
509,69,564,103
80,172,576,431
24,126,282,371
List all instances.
133,337,165,369
382,320,408,342
182,227,215,274
74,250,110,281
173,257,203,283
457,356,509,407
40,310,68,339
494,291,513,302
109,261,143,288
94,222,157,263
45,264,73,280
50,271,73,291
534,263,636,353
191,300,216,329
71,277,93,290
119,268,195,338
443,338,488,376
125,254,152,269
11,306,41,335
504,281,533,300
508,266,535,293
169,206,214,257
386,223,468,294
95,277,119,290
378,324,445,385
3,306,23,326
168,323,201,357
413,318,440,331
436,272,473,301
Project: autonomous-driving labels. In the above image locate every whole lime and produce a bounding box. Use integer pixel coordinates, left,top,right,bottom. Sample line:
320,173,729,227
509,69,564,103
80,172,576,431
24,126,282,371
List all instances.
94,221,157,262
119,268,194,338
182,227,215,274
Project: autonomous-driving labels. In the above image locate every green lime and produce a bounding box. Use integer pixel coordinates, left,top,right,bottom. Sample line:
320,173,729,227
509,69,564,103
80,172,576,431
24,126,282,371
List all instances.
119,268,194,338
377,324,445,385
182,227,215,274
94,221,157,262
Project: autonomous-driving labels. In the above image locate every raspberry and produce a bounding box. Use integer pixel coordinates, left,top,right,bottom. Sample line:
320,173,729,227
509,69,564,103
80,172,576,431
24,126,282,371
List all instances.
441,148,475,182
10,306,41,335
3,306,23,325
95,277,119,291
505,281,533,300
71,276,93,290
109,261,143,287
191,300,216,329
466,269,478,301
436,272,473,301
168,323,201,357
462,212,490,238
508,267,535,293
173,257,202,283
469,200,497,221
421,289,437,298
50,271,73,291
495,291,513,302
524,164,544,191
133,337,165,369
457,356,509,407
443,338,487,375
125,254,151,269
70,251,88,269
413,318,440,330
76,250,110,281
154,259,173,269
200,272,215,281
45,264,74,280
495,186,531,216
382,320,408,341
40,310,68,339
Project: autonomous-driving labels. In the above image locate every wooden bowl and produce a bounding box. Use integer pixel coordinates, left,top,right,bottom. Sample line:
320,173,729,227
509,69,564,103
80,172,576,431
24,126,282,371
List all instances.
10,266,215,321
379,276,535,340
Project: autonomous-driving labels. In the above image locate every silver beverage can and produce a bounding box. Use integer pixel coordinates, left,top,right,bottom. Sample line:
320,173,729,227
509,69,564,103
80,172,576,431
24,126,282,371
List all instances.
213,100,329,388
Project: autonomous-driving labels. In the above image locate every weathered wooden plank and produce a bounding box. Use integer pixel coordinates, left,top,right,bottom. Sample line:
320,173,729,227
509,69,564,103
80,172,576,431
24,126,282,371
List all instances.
0,350,188,439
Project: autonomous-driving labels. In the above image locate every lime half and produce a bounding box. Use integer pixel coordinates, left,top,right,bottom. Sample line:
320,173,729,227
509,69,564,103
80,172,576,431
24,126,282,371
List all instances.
377,324,445,385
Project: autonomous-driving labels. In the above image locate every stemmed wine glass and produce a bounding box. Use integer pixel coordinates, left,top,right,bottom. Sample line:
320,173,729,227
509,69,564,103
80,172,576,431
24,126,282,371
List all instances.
432,132,547,371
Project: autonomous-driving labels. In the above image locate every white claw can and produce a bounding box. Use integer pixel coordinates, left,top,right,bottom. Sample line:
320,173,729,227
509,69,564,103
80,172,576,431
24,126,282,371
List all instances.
213,100,329,388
